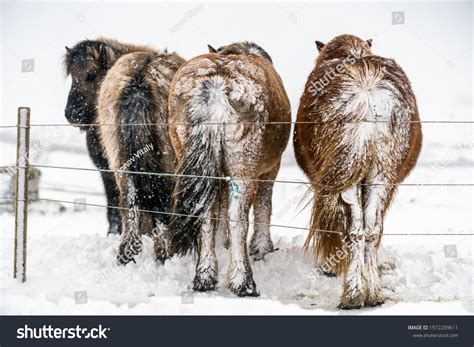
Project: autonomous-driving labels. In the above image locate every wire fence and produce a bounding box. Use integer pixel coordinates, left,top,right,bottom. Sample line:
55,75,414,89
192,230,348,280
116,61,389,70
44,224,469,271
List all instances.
16,164,474,187
31,197,474,237
3,108,473,283
3,160,473,235
0,114,474,242
1,119,474,129
3,188,473,237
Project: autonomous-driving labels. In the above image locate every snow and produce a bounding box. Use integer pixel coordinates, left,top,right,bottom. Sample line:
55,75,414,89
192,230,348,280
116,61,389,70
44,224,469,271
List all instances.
0,146,472,314
0,1,472,315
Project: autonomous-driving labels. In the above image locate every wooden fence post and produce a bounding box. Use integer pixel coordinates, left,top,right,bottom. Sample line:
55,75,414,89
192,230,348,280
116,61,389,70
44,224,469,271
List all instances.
13,107,30,282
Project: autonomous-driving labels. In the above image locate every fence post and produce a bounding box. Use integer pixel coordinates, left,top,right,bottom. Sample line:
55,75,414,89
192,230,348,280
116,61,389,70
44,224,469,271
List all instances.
13,107,30,283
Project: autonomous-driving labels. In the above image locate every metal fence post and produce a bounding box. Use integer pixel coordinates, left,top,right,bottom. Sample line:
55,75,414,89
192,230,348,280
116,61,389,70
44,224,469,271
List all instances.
13,107,30,282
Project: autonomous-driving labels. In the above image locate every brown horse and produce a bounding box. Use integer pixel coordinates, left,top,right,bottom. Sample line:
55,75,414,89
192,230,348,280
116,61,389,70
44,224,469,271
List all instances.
294,35,422,309
167,42,291,296
98,49,185,264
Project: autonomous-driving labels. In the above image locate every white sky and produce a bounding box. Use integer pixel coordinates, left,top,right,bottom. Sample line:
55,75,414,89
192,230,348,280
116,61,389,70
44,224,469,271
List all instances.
0,1,472,145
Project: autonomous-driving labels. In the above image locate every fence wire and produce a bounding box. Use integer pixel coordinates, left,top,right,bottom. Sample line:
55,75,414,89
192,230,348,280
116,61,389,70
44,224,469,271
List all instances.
1,119,474,129
34,197,474,237
24,164,474,187
1,117,473,240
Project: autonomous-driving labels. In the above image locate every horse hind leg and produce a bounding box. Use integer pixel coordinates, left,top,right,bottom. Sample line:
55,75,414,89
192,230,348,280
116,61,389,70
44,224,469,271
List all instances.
339,185,367,309
117,175,143,265
227,179,259,297
151,218,171,264
363,175,393,307
100,170,122,235
250,164,280,260
215,185,229,249
193,205,219,292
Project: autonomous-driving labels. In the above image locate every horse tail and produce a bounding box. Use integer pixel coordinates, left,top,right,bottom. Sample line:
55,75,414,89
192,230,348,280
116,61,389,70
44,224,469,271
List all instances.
345,58,398,121
304,189,349,276
117,57,173,223
170,76,230,256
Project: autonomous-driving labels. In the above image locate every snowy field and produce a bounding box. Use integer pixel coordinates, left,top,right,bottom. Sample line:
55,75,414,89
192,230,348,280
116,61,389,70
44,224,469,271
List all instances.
0,132,473,315
1,1,473,315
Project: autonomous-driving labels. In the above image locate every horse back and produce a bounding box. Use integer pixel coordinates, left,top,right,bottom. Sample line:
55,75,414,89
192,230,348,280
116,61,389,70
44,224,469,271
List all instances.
98,51,185,172
169,53,291,171
296,55,422,190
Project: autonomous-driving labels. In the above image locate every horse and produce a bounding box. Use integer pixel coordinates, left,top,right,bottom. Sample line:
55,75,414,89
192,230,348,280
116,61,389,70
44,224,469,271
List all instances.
294,34,422,309
64,37,156,235
98,49,185,264
167,42,291,296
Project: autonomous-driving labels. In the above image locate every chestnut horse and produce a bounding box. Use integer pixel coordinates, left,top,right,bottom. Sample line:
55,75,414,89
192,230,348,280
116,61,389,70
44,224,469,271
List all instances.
294,35,422,308
98,50,185,264
168,42,291,296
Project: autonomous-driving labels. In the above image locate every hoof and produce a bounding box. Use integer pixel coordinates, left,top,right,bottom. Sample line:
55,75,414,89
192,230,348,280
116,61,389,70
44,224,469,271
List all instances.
116,242,140,265
155,254,166,265
154,243,169,264
321,269,336,277
116,234,142,265
107,224,122,236
338,302,363,310
116,254,135,266
193,278,217,292
338,293,366,310
365,296,385,307
378,260,396,273
250,244,277,261
230,279,260,297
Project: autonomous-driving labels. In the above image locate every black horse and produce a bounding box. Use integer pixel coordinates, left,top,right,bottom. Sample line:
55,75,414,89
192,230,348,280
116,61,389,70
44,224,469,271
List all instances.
64,38,155,235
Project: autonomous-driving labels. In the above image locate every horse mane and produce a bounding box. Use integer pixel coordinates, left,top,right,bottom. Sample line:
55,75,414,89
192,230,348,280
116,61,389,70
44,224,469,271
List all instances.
216,41,273,64
316,34,372,67
95,37,158,56
63,37,161,76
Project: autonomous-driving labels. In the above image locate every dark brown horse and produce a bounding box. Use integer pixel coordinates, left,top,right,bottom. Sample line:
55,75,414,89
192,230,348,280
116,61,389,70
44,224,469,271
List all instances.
168,42,291,296
64,38,156,235
294,35,422,309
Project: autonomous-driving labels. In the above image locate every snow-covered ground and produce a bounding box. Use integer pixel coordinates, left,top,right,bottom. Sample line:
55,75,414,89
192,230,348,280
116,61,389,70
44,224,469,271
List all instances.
0,1,472,315
0,138,473,315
